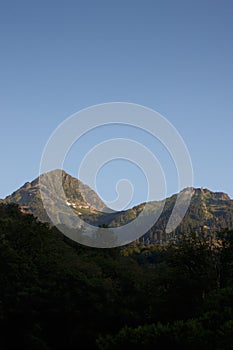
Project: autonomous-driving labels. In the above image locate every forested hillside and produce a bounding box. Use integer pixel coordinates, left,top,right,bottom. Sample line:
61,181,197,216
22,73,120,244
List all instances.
1,203,233,349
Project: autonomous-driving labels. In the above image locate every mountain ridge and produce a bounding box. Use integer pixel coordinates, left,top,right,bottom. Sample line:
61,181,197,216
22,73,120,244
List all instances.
3,170,233,243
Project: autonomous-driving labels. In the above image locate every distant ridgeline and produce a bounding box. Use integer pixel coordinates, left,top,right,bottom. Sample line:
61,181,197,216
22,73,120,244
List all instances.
4,170,233,244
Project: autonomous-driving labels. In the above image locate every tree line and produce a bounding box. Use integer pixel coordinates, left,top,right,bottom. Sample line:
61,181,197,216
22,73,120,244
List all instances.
0,203,233,349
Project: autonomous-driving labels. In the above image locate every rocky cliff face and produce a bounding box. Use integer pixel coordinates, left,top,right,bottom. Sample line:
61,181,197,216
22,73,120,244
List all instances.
4,169,106,224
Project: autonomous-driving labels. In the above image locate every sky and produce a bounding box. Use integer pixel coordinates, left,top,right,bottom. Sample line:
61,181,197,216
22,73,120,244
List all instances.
0,0,233,209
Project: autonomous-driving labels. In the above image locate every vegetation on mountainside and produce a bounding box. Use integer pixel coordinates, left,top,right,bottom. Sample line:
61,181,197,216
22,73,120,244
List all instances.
0,203,233,349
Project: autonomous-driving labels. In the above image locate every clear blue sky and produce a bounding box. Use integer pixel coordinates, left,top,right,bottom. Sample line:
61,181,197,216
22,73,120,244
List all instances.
1,0,233,207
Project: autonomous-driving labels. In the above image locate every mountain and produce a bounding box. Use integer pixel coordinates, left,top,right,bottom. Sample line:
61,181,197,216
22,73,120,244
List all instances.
101,187,233,242
4,170,233,243
4,169,106,225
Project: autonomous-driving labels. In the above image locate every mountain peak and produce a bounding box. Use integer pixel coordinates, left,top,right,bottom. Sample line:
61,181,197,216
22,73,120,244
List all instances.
4,169,106,223
191,187,231,201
